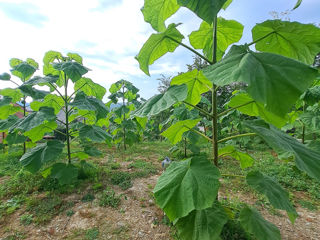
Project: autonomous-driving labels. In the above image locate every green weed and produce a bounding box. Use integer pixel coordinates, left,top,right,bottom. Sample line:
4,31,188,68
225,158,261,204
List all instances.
98,188,121,208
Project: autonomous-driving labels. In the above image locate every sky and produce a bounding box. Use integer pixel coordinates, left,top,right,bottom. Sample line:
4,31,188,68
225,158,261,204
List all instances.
0,0,319,100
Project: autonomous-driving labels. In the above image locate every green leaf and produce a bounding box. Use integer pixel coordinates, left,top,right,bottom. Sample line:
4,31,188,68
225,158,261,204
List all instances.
0,105,21,120
171,69,211,105
50,163,79,185
70,92,108,120
0,115,19,131
246,171,297,223
53,61,90,82
74,77,106,100
141,0,180,32
11,106,56,132
228,93,287,128
245,120,320,181
136,23,184,75
0,88,23,102
30,94,64,115
300,111,320,131
162,118,200,144
133,85,188,117
177,0,227,24
23,75,58,87
5,131,27,145
240,207,281,240
24,121,58,142
189,18,243,61
222,0,232,10
18,85,49,100
43,51,63,76
252,20,320,64
11,61,37,81
84,146,102,157
20,140,64,173
301,86,320,105
79,125,111,142
0,72,11,80
135,116,148,129
175,202,228,240
292,0,302,10
154,156,220,221
0,96,12,107
203,45,318,116
218,145,254,169
67,52,83,64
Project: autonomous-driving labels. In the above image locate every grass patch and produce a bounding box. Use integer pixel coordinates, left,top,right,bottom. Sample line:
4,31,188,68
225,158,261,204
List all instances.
98,188,122,208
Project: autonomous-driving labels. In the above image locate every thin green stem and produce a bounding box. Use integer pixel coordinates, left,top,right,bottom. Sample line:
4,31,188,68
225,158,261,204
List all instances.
218,101,255,118
64,73,71,164
56,119,66,126
247,31,276,47
68,82,88,101
9,80,20,87
166,36,213,64
183,101,213,118
189,128,212,142
218,133,256,143
48,83,65,100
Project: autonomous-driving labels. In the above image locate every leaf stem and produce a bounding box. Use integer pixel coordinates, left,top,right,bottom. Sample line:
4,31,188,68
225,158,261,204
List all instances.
166,36,213,64
218,101,255,118
9,80,20,87
183,101,213,118
189,128,213,142
247,31,276,47
68,82,88,101
48,83,64,100
218,133,256,143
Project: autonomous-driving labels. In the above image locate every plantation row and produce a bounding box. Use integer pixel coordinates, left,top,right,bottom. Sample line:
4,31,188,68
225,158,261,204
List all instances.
1,0,320,239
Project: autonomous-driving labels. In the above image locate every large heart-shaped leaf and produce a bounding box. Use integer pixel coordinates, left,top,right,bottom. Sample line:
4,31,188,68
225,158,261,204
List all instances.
132,84,188,117
246,171,297,223
175,202,228,240
70,92,108,120
0,88,23,102
18,85,49,100
136,23,184,75
53,61,90,82
154,156,220,221
228,93,287,128
74,77,106,100
252,20,320,64
10,59,38,81
177,0,227,24
50,163,79,185
161,118,201,144
245,120,320,181
43,51,63,77
11,106,56,132
31,94,64,115
240,207,281,240
5,131,27,145
171,69,211,105
301,86,320,105
203,45,318,116
189,18,243,61
24,121,58,142
23,75,59,87
20,140,65,173
142,0,180,32
79,125,111,142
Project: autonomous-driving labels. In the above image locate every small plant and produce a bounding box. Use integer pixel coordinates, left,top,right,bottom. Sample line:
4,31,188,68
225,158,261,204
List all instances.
66,209,75,217
20,214,33,225
98,188,121,208
85,227,99,240
110,171,131,185
81,193,95,202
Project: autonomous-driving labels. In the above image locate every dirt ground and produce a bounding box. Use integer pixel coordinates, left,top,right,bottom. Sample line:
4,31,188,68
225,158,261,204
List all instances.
0,151,319,240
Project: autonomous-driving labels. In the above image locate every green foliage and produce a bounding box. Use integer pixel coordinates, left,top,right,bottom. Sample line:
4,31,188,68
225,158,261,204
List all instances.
246,171,297,223
239,207,281,240
153,156,220,221
252,20,320,64
136,23,184,75
20,214,33,225
189,17,243,61
203,45,318,117
98,188,121,208
219,145,254,169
